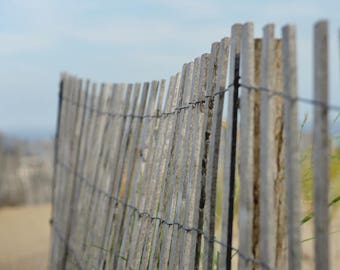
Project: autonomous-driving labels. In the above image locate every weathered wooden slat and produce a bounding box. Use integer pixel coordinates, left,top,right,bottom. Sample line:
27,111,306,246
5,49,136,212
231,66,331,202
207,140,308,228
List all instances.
63,78,88,269
51,73,72,269
82,83,112,267
139,76,177,270
219,24,242,270
259,24,277,269
260,24,286,269
238,22,255,270
282,24,301,270
203,36,230,270
100,83,131,264
252,38,262,269
187,53,210,270
157,71,184,270
177,57,201,270
97,83,138,268
313,20,329,270
90,83,134,267
72,82,98,265
75,82,103,266
109,83,145,270
168,62,194,270
67,79,90,261
192,41,220,270
56,76,80,267
117,80,159,269
124,81,159,267
138,79,168,269
109,82,150,267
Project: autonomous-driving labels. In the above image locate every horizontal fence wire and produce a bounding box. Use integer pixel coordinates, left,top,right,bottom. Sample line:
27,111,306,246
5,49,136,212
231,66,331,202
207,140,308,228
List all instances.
240,83,340,112
52,223,82,270
63,81,340,122
61,83,234,120
54,160,274,270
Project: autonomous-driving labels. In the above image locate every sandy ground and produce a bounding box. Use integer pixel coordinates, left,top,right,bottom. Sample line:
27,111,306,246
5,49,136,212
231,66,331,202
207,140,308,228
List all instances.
0,204,51,270
0,203,339,269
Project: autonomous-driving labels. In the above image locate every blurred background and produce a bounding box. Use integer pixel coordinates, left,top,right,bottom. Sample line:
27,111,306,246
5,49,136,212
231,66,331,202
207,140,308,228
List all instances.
0,0,339,269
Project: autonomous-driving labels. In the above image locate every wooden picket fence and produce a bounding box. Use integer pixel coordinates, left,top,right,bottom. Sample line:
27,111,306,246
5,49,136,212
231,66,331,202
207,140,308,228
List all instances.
49,21,337,270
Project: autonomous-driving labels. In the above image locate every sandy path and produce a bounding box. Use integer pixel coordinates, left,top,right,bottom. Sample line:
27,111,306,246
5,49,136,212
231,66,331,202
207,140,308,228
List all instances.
0,204,51,270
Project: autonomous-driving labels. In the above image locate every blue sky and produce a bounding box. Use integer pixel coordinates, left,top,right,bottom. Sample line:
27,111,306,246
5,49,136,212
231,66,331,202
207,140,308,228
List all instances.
1,0,339,138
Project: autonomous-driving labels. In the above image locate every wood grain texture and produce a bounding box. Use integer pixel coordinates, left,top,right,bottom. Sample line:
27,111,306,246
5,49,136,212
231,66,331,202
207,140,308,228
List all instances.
219,24,242,270
313,20,329,270
282,24,301,270
259,24,276,269
238,22,255,270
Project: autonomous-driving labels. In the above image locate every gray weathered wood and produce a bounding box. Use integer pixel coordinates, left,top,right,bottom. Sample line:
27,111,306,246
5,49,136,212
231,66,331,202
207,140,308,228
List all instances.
51,73,72,269
259,24,277,268
100,83,131,264
109,83,145,269
124,81,159,267
203,36,230,270
219,24,242,270
73,82,98,259
77,82,101,266
282,24,301,270
178,57,201,270
157,72,183,270
67,79,90,255
195,41,220,270
138,79,167,269
91,83,134,267
82,83,112,267
63,78,87,268
238,22,255,270
187,53,210,270
56,76,79,267
260,24,286,269
168,62,194,270
138,76,177,270
313,20,329,270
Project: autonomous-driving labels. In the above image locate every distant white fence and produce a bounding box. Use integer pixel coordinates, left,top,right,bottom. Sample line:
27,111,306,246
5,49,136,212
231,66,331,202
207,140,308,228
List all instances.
50,21,339,270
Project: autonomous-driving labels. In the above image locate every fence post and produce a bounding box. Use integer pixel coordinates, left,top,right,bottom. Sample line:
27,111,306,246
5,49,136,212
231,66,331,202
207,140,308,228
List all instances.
313,20,329,270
